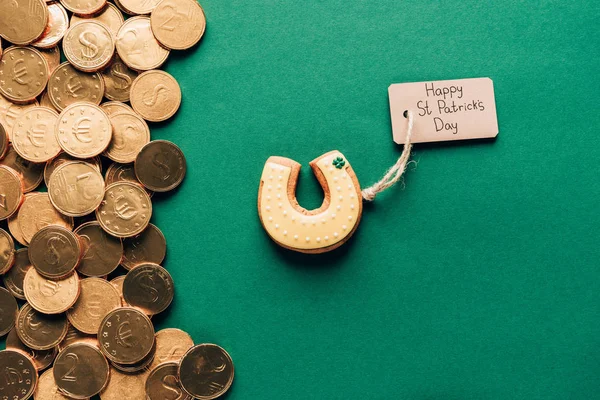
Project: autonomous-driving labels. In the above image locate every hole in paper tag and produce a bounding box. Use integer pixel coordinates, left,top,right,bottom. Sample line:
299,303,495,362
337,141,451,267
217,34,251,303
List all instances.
389,78,498,144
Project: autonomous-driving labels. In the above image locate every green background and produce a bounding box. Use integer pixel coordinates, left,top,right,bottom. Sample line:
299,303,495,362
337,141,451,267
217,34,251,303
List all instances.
154,1,600,399
5,0,600,399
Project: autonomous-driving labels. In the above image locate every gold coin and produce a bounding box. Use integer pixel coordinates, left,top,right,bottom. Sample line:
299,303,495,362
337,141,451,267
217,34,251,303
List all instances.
59,324,99,352
105,162,149,193
29,225,82,279
101,100,134,116
0,46,49,103
75,221,123,277
117,0,161,16
135,140,186,192
16,303,69,350
0,164,24,220
0,146,43,192
98,307,155,365
0,349,38,400
116,17,170,71
121,224,166,270
56,102,112,158
67,277,121,334
3,249,31,299
61,0,107,17
0,121,8,159
48,160,105,216
39,90,59,111
63,21,115,73
123,263,174,315
99,367,147,400
0,227,15,274
39,46,61,75
44,152,102,187
109,275,129,306
11,106,62,163
0,0,48,45
0,287,18,336
130,71,181,122
48,62,104,112
149,328,193,370
6,327,57,370
35,368,75,400
23,267,80,314
54,342,110,399
17,192,74,244
96,182,152,238
146,362,192,400
151,0,206,50
110,340,155,373
101,56,138,102
105,111,150,163
71,3,124,38
0,96,39,140
32,3,70,49
179,344,235,400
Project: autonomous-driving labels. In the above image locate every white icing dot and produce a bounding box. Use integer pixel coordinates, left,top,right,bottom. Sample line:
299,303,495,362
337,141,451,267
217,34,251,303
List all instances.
277,184,281,189
321,219,326,224
267,185,272,191
350,194,355,198
294,235,298,240
348,216,353,220
266,195,271,200
339,196,343,201
291,216,295,221
342,225,347,230
279,167,284,172
283,230,287,236
331,214,336,219
275,224,279,229
277,194,281,199
350,204,355,210
333,177,338,182
348,184,352,189
265,206,271,211
268,217,273,222
324,236,329,240
336,205,341,211
342,175,347,179
336,186,341,192
305,237,310,242
283,211,287,216
316,237,321,242
329,167,334,172
278,203,282,208
278,176,282,180
334,232,339,237
268,175,273,180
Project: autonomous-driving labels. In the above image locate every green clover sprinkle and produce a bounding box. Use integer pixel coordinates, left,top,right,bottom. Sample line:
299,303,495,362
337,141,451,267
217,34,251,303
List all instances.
332,157,345,169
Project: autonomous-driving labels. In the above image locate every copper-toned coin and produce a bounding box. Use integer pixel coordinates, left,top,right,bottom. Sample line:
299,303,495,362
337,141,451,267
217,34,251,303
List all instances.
59,324,99,352
44,153,102,186
48,62,104,112
0,287,18,336
121,224,166,270
105,111,150,163
3,249,31,299
0,121,8,159
23,268,80,314
39,46,61,75
100,101,135,116
146,362,192,400
0,165,23,220
29,225,81,279
0,0,48,45
11,106,62,163
63,21,115,73
17,192,74,243
110,340,155,373
60,0,107,17
105,162,148,191
117,0,161,16
16,303,69,350
150,328,193,370
0,349,38,400
35,368,74,400
0,147,43,192
96,182,152,238
116,17,170,71
67,277,121,334
56,102,112,158
0,227,15,274
71,3,124,38
109,276,129,307
130,71,181,122
135,140,186,192
102,56,138,102
7,212,27,246
179,344,235,400
123,263,173,315
6,327,57,370
99,367,146,400
151,0,206,50
0,46,49,103
39,90,59,112
32,3,70,49
54,342,110,399
98,307,155,365
48,161,105,217
75,221,123,277
0,94,39,139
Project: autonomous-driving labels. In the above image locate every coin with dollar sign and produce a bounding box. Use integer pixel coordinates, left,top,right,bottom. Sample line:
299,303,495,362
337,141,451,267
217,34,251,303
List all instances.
102,56,138,102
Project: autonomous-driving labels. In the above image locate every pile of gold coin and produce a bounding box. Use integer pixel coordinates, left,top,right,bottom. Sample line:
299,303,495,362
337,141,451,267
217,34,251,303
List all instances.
0,0,235,399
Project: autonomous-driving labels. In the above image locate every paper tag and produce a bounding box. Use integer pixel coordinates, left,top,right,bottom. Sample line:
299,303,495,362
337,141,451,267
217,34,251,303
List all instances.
389,78,498,144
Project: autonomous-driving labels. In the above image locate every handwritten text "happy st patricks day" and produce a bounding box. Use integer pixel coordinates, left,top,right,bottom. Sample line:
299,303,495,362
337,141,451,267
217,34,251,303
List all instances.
415,82,487,135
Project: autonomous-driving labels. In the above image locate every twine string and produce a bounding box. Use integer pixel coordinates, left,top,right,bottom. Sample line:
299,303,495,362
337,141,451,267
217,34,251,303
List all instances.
361,110,415,201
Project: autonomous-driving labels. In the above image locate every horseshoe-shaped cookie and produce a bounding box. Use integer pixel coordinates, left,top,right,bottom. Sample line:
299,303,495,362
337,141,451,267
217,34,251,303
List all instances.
258,151,363,253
